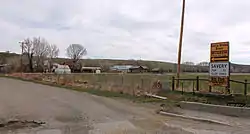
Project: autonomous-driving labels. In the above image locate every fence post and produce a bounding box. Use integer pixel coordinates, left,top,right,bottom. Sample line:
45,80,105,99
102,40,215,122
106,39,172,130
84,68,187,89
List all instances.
192,80,195,95
141,78,144,89
226,77,231,94
209,85,212,92
181,82,184,95
57,74,60,84
244,79,247,96
121,75,124,86
196,76,199,91
172,76,175,91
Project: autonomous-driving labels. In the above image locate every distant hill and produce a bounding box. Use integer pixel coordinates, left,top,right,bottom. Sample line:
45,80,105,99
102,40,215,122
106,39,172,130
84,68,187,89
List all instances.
0,52,250,73
230,63,250,73
0,51,19,58
0,51,19,64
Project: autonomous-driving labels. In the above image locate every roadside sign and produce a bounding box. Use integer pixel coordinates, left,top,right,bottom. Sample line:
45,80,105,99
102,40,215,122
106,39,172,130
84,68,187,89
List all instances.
210,42,229,62
209,41,230,87
210,77,228,86
209,62,229,77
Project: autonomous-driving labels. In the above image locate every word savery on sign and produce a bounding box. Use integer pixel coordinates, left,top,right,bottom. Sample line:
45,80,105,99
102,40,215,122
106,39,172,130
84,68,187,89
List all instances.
211,63,228,68
209,62,229,77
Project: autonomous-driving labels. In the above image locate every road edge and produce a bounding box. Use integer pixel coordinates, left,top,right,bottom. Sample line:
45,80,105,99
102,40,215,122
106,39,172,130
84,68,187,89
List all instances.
158,111,231,126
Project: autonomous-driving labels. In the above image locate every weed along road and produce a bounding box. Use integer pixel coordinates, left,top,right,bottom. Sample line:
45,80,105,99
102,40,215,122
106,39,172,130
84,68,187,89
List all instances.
0,78,250,134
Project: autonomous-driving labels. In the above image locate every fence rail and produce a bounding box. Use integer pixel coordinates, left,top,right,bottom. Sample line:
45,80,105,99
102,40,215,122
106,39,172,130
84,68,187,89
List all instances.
172,76,250,96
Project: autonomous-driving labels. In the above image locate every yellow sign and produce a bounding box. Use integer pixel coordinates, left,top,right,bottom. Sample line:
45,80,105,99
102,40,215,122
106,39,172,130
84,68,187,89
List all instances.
210,77,228,87
211,45,228,51
211,50,228,57
210,41,230,87
210,42,229,62
211,57,228,62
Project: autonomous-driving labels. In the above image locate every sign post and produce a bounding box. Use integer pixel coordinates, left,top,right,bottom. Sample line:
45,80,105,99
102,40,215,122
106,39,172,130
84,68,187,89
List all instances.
209,42,230,93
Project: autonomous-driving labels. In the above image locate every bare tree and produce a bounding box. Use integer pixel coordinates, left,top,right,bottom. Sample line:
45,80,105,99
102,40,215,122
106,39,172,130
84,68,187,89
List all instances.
182,61,195,72
66,44,87,62
48,44,59,59
66,44,87,72
197,62,209,66
48,44,59,72
183,61,195,65
33,37,50,71
23,38,34,72
22,37,50,72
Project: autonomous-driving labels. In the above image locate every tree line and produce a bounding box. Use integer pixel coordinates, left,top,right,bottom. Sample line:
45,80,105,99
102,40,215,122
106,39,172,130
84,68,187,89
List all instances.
0,37,216,74
182,61,209,73
20,36,87,72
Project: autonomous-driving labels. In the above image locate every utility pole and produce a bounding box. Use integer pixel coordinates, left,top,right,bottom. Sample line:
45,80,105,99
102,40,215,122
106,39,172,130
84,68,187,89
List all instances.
19,41,24,73
177,0,186,87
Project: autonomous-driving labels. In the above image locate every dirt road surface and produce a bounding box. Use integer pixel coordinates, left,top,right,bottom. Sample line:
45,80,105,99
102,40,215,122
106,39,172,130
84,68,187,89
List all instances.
0,78,249,134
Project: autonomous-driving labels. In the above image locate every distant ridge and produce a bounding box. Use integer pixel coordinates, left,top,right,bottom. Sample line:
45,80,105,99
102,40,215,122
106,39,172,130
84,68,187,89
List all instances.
0,52,250,73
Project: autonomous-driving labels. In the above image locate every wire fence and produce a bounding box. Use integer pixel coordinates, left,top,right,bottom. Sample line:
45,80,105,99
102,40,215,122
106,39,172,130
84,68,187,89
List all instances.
37,73,172,95
8,73,250,97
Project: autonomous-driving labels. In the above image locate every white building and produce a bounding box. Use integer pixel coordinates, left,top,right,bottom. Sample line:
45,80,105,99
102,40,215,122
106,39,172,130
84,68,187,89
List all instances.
53,63,71,74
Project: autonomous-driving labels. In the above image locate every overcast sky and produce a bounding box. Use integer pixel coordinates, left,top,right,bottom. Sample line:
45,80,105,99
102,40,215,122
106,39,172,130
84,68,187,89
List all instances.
0,0,250,64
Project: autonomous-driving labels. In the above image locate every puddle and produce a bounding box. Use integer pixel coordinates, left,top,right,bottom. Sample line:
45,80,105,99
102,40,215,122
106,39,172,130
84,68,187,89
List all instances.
0,120,45,130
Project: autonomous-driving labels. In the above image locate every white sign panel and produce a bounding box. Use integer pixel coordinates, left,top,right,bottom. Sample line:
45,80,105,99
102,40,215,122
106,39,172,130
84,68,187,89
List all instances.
209,62,229,77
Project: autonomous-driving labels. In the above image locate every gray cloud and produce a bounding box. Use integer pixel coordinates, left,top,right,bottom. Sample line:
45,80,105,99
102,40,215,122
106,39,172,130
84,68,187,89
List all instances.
0,0,250,64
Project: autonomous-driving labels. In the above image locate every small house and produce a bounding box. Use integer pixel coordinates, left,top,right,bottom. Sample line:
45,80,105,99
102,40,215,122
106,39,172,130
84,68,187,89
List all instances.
129,66,148,73
109,65,133,73
151,68,163,74
81,67,101,73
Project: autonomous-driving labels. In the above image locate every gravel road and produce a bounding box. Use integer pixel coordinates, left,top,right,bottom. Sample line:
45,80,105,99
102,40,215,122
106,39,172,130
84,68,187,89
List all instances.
0,78,192,134
0,77,249,134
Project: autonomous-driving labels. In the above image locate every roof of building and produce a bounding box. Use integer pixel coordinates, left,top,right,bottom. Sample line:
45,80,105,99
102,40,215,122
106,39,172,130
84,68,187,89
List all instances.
82,67,101,70
129,66,148,69
110,65,133,70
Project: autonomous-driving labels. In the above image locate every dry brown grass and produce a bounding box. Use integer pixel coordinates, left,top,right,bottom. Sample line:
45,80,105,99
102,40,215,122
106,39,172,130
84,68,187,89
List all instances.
7,73,250,96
